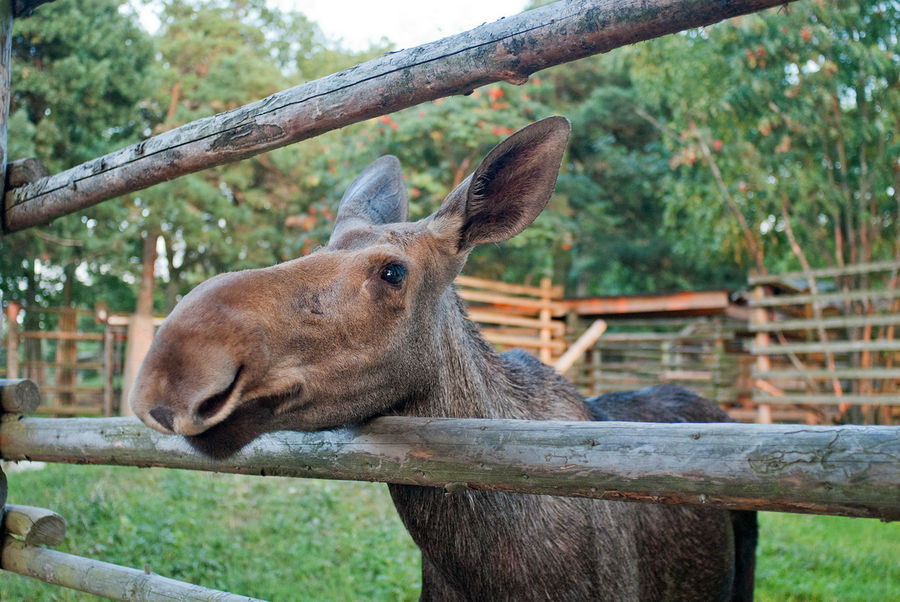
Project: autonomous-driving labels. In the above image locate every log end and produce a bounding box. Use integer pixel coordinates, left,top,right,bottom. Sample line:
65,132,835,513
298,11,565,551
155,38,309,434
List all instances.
0,379,41,414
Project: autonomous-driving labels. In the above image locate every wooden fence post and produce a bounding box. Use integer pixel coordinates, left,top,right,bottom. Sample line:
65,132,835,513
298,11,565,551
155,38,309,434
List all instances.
5,301,18,379
103,325,114,416
538,277,553,364
751,286,773,423
55,306,77,408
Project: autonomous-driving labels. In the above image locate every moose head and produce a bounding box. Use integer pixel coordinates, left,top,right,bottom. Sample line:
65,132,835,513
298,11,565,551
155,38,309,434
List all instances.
130,116,570,456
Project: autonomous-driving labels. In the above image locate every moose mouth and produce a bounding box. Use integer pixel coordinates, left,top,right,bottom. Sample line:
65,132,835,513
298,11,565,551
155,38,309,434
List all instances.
184,386,302,459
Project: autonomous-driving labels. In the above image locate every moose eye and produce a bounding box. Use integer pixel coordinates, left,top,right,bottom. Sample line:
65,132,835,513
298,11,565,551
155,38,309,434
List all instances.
380,263,407,286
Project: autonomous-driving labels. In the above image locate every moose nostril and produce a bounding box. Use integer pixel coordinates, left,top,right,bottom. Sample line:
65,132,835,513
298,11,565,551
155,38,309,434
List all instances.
149,407,175,432
196,366,242,421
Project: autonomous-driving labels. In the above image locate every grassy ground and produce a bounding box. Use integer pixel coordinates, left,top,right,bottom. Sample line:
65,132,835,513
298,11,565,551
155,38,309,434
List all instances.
1,463,897,601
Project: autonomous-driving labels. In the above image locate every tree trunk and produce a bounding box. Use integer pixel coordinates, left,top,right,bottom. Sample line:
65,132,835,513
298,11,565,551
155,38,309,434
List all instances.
120,234,157,416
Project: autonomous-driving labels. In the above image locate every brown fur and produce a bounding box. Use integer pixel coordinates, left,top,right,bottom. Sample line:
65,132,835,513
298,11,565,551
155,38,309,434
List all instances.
131,117,755,600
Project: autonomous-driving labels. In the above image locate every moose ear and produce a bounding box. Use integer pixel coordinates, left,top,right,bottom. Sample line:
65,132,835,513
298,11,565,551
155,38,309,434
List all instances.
429,116,570,252
331,155,409,240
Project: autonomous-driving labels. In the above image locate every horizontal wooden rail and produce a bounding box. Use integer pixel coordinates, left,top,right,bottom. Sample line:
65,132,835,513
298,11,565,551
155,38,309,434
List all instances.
479,331,567,351
752,393,900,406
748,313,900,332
458,290,567,314
31,385,104,394
750,339,900,355
1,537,262,602
466,310,566,334
18,331,104,341
456,275,563,298
747,287,900,307
0,379,40,414
31,406,103,416
1,417,897,520
752,367,900,380
3,504,66,546
748,260,900,285
3,0,798,233
20,361,105,371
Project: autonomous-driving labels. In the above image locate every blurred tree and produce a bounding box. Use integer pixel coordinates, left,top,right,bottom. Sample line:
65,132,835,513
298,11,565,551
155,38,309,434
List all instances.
632,0,899,274
539,52,748,295
1,0,157,313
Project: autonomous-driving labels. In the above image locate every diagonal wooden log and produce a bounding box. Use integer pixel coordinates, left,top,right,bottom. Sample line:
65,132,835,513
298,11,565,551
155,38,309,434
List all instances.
3,0,799,233
0,416,898,521
1,536,264,601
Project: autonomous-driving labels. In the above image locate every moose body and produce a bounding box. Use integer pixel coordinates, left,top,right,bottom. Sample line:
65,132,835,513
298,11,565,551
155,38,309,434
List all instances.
131,117,756,600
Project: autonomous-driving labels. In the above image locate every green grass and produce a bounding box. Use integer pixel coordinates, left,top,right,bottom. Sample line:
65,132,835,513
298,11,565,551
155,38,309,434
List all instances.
0,463,421,601
755,512,900,602
1,463,898,601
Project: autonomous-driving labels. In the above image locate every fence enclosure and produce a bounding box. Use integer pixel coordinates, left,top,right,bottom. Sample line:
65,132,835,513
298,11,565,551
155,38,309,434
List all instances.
3,0,898,600
748,261,900,425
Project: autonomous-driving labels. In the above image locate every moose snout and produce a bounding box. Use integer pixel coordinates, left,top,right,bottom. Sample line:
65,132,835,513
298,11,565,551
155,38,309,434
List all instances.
130,342,246,436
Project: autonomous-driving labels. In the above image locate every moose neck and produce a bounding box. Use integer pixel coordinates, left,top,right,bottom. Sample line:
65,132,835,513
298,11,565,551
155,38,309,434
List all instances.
396,289,589,422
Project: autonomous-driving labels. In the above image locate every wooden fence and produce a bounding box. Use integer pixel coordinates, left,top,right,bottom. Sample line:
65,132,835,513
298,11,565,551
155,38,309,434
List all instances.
8,0,894,599
2,303,122,416
569,316,749,407
748,261,900,425
457,275,567,364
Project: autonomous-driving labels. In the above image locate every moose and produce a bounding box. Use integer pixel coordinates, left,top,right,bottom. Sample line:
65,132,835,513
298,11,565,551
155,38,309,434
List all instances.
131,116,756,601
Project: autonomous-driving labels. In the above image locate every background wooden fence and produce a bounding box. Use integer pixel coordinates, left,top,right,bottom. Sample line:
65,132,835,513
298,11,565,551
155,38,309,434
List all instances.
456,275,566,364
748,260,900,425
569,315,749,405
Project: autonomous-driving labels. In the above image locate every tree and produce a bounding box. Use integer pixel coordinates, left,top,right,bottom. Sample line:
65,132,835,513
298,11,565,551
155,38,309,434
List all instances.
1,0,157,313
632,0,899,274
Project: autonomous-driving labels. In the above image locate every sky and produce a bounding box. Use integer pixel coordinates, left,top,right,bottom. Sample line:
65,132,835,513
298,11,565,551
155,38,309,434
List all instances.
289,0,529,51
137,1,530,52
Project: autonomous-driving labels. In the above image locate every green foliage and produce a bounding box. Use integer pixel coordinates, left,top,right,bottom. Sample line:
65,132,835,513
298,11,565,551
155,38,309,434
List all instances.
3,0,897,310
0,0,157,311
632,0,900,274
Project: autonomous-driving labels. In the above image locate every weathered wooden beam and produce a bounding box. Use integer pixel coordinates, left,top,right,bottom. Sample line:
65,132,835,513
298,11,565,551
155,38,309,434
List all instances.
3,504,66,546
1,536,263,601
3,0,799,233
0,378,40,414
1,417,897,521
566,290,732,317
748,312,900,332
753,393,900,406
554,319,607,374
747,287,900,307
750,339,900,355
752,367,900,380
748,260,900,285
